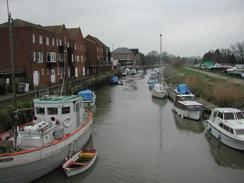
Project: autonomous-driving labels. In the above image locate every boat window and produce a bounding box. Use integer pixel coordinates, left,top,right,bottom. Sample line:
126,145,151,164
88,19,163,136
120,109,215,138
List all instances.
217,112,223,119
47,107,58,115
224,113,235,120
62,107,70,114
229,128,234,134
235,129,244,135
36,107,45,114
236,112,244,120
219,123,223,128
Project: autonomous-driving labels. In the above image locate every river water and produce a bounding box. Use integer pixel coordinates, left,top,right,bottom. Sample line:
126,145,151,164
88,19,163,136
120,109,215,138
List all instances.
35,71,244,183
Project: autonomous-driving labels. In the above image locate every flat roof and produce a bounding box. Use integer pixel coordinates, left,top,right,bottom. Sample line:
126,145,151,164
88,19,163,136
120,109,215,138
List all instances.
34,95,82,104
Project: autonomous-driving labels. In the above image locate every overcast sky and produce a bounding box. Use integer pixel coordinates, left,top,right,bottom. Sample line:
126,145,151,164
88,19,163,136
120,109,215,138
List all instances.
0,0,243,57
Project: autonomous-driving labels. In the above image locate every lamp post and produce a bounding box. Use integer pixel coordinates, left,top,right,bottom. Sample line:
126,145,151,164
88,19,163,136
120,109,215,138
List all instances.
160,33,162,67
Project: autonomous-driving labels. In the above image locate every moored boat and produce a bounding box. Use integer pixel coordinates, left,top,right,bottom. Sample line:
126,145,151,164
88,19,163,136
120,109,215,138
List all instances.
206,108,244,151
0,95,93,183
151,83,168,99
172,94,204,120
77,89,96,107
62,148,97,177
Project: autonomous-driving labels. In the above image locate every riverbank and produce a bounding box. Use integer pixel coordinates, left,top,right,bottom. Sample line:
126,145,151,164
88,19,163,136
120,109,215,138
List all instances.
164,65,244,110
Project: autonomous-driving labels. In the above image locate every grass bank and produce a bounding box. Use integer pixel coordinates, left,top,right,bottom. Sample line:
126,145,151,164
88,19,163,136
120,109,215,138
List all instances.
164,65,244,107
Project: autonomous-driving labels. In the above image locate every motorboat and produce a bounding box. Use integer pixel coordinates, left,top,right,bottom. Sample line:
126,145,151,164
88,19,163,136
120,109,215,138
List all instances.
62,148,97,177
0,95,93,182
173,94,204,120
77,89,96,107
151,83,168,99
110,75,119,85
206,108,244,151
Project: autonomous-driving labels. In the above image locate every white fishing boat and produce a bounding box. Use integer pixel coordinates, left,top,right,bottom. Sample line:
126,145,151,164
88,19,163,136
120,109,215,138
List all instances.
172,94,204,120
62,148,97,177
206,108,244,151
0,95,93,183
151,83,168,99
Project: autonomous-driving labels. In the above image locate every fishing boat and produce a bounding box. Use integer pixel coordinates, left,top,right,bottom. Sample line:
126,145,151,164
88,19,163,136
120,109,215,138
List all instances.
172,84,204,120
151,83,168,99
62,148,97,177
77,89,96,107
0,95,93,183
206,108,244,151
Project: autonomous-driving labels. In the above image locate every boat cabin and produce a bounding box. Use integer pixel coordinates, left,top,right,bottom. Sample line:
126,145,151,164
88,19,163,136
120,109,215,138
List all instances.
17,95,84,148
209,108,244,136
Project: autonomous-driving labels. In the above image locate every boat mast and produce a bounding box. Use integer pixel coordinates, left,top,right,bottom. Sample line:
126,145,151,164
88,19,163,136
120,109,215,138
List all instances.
7,0,16,110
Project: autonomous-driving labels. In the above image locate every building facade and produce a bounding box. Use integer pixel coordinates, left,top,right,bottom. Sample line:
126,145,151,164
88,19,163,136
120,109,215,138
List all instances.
0,19,87,90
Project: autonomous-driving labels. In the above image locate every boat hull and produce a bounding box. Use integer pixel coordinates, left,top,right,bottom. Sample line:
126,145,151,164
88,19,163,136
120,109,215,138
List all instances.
172,105,202,120
152,91,167,99
0,115,92,183
206,121,244,151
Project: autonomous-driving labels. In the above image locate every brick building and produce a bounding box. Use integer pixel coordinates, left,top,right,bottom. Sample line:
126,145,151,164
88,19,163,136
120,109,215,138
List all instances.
85,35,111,75
0,19,87,90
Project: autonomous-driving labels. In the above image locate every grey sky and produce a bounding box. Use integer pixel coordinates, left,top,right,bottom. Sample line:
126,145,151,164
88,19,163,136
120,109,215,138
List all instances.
1,0,244,57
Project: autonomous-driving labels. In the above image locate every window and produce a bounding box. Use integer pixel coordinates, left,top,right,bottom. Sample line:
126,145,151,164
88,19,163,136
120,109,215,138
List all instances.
46,37,49,45
75,44,77,50
39,35,43,44
62,107,70,114
47,52,56,62
47,107,58,115
224,113,234,120
56,39,59,46
36,52,43,62
52,38,55,46
235,129,244,135
217,112,223,119
59,39,62,46
237,112,244,120
77,55,79,62
47,68,49,75
41,68,44,75
36,107,45,114
71,54,74,62
32,34,35,43
33,52,36,61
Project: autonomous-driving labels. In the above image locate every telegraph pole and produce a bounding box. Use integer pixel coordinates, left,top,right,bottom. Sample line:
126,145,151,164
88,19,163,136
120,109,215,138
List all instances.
160,34,162,67
7,0,16,110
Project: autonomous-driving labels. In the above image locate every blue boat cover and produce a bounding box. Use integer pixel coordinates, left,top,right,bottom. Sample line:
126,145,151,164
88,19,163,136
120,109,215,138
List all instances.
77,89,94,101
110,75,119,84
176,83,191,94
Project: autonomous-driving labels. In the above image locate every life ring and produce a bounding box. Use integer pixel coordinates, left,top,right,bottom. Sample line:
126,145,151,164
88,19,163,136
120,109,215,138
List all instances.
63,116,71,127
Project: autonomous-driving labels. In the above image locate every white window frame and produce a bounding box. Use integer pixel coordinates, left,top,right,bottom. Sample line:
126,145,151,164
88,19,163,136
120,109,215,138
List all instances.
47,52,56,62
36,52,43,63
39,35,43,44
33,52,36,61
46,37,49,45
32,34,35,43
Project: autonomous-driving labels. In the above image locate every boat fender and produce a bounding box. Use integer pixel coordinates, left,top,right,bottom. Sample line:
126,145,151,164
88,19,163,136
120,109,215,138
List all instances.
64,116,71,128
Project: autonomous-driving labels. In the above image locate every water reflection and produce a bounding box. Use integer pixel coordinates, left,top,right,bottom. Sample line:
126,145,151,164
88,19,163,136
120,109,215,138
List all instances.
151,97,167,107
173,112,205,133
205,133,244,170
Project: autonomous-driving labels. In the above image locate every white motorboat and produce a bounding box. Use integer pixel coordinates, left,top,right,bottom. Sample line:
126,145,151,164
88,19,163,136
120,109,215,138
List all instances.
0,95,93,183
206,108,244,151
151,83,168,99
172,94,204,120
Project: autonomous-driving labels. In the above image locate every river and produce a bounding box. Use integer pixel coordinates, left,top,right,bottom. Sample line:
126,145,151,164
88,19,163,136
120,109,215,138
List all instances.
34,71,244,183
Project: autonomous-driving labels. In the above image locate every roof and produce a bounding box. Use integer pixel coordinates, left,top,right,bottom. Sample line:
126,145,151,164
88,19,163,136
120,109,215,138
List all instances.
86,34,107,47
34,95,81,104
0,18,47,31
214,108,241,113
112,47,134,54
45,24,66,34
67,27,82,39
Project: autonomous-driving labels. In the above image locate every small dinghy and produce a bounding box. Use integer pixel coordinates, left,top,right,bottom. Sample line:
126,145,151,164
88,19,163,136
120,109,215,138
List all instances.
62,148,97,177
